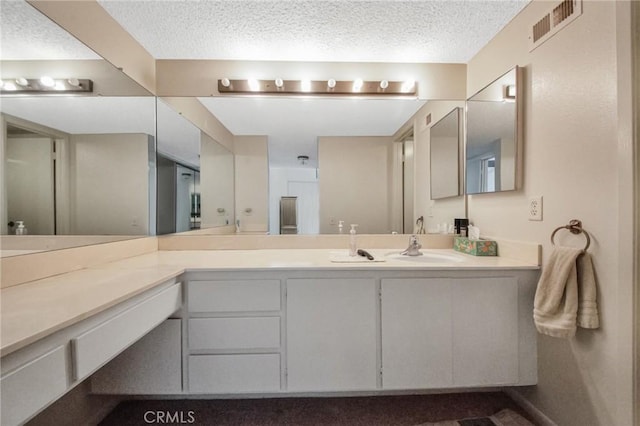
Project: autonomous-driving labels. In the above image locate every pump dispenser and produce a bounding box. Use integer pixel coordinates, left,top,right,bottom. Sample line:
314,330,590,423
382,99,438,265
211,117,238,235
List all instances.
349,224,358,256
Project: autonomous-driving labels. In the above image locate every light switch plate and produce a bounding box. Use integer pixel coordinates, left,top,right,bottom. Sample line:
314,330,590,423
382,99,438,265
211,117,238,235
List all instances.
529,196,543,221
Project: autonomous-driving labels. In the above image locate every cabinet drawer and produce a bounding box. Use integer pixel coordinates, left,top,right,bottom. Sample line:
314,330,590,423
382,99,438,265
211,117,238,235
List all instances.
1,345,67,426
72,283,181,381
189,317,280,350
188,280,280,312
189,354,281,393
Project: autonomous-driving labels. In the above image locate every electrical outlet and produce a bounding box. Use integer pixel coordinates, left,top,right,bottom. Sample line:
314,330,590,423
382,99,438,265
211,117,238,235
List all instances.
528,196,543,221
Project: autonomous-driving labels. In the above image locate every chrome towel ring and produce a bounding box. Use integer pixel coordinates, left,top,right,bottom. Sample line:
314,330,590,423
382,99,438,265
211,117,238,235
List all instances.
550,219,591,252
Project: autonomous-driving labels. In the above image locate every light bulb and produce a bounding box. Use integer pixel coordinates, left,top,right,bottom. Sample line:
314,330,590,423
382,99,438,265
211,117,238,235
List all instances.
275,78,284,88
300,80,311,92
327,79,336,89
353,78,363,92
379,80,389,89
40,76,55,87
67,78,80,87
15,77,28,87
220,78,231,87
3,81,17,91
247,78,260,91
401,79,415,93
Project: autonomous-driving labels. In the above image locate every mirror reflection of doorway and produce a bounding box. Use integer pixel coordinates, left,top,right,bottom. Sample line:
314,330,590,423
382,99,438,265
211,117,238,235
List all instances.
4,124,56,235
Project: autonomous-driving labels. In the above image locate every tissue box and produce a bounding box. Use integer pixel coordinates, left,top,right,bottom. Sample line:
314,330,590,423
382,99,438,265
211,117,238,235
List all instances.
453,237,497,256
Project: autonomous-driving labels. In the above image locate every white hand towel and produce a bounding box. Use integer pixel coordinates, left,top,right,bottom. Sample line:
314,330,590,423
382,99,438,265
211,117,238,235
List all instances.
533,246,599,338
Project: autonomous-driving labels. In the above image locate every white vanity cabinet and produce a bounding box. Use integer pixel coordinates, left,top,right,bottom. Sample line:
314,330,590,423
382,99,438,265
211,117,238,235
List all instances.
286,278,378,392
186,279,283,394
381,275,536,390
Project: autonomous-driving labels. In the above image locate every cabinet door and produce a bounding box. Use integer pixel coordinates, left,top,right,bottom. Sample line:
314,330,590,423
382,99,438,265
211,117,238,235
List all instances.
452,277,519,386
381,279,453,389
286,278,377,392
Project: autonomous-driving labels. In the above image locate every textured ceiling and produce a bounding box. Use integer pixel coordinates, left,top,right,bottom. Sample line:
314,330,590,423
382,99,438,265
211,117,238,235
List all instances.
0,0,100,60
97,0,529,63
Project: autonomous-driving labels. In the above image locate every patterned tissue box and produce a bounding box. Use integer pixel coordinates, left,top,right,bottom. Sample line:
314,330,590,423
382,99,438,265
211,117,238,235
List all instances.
453,237,498,256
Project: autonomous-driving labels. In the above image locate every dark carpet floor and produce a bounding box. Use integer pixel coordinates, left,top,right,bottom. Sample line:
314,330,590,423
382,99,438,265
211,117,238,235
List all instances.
99,391,536,426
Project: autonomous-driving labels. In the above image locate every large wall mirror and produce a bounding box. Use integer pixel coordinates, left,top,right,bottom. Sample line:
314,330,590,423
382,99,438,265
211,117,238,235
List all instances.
0,1,156,256
465,66,522,194
162,96,468,235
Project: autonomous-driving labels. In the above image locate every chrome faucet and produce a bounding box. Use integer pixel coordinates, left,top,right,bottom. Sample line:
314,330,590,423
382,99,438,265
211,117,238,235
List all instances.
401,234,423,256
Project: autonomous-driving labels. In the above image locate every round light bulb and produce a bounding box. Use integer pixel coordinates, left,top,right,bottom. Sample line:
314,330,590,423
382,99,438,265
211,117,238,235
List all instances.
379,80,389,89
40,76,55,87
15,77,28,87
220,78,231,87
67,78,80,87
3,81,17,91
327,78,336,89
353,78,363,91
247,78,260,91
401,79,415,93
275,78,284,88
300,80,311,92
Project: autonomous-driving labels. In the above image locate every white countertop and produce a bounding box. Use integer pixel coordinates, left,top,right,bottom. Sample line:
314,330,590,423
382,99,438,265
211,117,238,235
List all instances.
1,248,538,356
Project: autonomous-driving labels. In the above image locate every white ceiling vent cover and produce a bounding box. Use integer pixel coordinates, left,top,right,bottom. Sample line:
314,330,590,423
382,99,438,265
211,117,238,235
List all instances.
529,0,582,52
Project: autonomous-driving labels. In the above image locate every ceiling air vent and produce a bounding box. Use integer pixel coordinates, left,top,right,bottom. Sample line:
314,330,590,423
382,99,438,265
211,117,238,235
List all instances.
529,0,582,52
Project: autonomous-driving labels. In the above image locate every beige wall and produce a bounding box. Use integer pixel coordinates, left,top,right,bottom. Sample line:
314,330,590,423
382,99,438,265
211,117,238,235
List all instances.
234,135,269,232
70,133,151,235
467,1,634,425
318,136,393,234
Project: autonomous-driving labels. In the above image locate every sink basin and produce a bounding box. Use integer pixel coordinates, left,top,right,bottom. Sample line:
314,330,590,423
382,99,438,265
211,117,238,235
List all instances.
385,250,465,264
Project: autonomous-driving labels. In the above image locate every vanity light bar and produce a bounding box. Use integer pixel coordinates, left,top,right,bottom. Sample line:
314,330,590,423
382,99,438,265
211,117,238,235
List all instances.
217,79,417,96
0,78,93,94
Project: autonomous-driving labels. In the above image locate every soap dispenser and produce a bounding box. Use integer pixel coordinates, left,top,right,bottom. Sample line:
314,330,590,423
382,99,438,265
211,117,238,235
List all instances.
15,221,27,235
349,224,358,256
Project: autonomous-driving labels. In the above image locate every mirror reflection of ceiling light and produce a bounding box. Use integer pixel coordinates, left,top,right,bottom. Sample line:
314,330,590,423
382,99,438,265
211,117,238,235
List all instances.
217,78,417,96
0,78,93,94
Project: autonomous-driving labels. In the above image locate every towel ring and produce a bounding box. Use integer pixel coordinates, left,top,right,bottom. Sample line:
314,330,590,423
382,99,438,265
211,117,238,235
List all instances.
550,219,591,252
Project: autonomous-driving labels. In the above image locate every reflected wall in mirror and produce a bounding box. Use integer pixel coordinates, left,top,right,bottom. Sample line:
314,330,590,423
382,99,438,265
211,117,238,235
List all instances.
199,96,457,235
430,107,462,200
465,66,522,194
1,96,156,235
0,0,156,256
156,98,235,235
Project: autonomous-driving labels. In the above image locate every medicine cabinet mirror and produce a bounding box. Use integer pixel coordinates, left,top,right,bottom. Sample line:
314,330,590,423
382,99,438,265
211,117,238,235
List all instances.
430,107,463,200
465,66,522,194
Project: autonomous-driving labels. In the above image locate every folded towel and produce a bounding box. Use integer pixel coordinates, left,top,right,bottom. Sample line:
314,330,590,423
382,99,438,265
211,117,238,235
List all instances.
533,246,599,338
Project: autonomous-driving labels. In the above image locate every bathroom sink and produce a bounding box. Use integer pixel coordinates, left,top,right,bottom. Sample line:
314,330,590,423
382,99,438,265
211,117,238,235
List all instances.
385,251,465,264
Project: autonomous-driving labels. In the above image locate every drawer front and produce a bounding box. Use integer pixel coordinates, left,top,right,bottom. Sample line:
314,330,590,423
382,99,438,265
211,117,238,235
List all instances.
189,354,281,393
188,280,280,312
1,345,67,426
72,283,181,381
189,317,280,350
